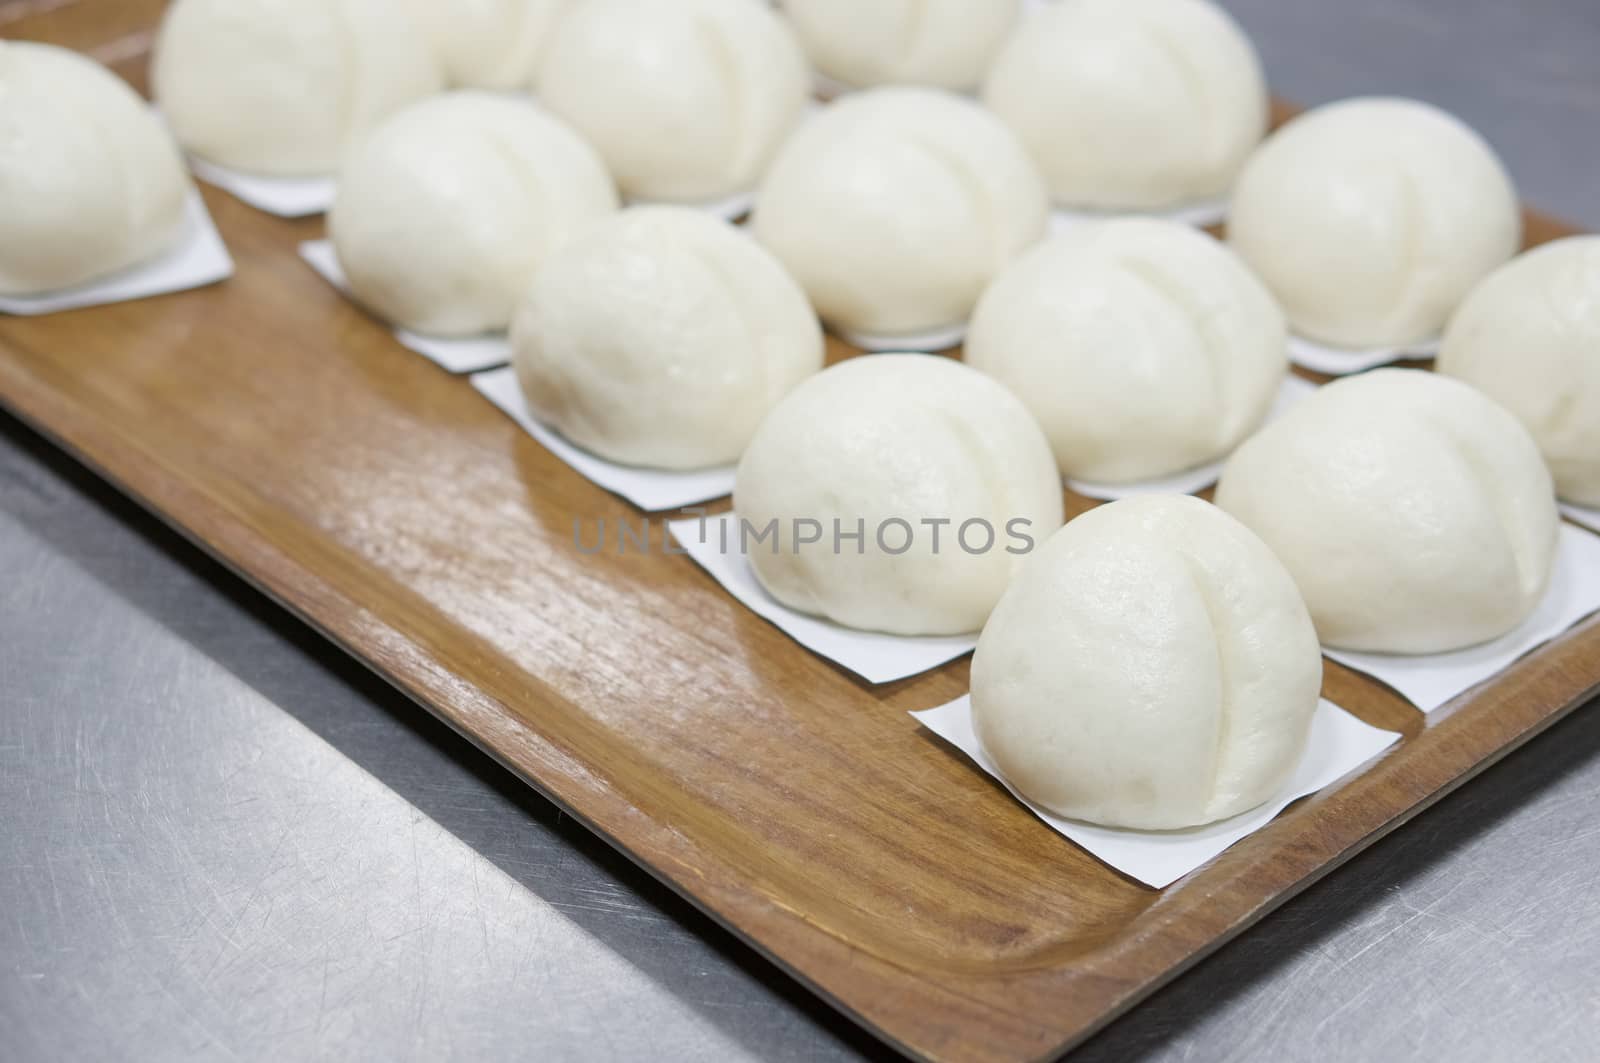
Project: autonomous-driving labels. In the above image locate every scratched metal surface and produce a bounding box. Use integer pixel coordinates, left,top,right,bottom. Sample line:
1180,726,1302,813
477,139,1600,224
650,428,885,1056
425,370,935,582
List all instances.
2,1,1598,1060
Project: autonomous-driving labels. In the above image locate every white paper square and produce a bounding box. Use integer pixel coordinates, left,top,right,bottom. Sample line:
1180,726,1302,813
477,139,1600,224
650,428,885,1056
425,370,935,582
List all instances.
473,367,737,511
669,512,979,684
1288,333,1439,376
190,156,337,218
1326,523,1600,713
913,695,1400,889
0,191,232,317
1562,502,1600,532
838,322,969,353
1067,374,1319,501
299,240,511,374
1049,196,1230,234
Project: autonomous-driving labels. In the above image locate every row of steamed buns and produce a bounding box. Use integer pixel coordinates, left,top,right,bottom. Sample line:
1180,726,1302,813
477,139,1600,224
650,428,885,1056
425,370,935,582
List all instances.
135,0,1591,502
146,0,1259,209
2,0,1526,347
160,0,1591,836
155,0,1519,348
2,1,1596,552
2,2,1594,834
751,356,1568,831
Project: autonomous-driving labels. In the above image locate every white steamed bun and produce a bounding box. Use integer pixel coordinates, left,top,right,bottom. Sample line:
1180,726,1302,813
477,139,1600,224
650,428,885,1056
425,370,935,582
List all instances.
512,207,824,470
973,495,1322,830
1215,369,1558,654
983,0,1268,210
734,354,1065,636
153,0,443,176
402,0,573,90
1228,98,1521,349
0,42,191,295
752,87,1050,338
966,219,1287,482
537,0,809,204
784,0,1021,93
1437,236,1600,507
329,93,618,337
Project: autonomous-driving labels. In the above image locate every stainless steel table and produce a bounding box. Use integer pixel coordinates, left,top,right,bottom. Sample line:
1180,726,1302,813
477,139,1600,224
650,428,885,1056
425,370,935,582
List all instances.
4,2,1598,1059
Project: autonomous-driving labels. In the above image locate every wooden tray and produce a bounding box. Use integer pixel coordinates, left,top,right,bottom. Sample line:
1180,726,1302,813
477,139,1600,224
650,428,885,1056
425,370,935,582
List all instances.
5,6,1597,1060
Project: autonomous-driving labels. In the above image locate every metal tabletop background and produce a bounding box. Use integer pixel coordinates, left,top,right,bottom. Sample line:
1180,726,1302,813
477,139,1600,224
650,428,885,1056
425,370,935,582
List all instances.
4,2,1599,1060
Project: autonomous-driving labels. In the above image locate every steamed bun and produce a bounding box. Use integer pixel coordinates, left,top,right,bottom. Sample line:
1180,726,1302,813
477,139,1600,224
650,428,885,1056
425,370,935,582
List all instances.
785,0,1021,93
537,0,809,203
512,207,823,470
973,496,1322,830
1437,237,1600,507
403,0,572,89
329,93,618,337
983,0,1267,210
734,354,1064,636
752,88,1049,337
965,219,1287,482
0,42,191,296
1215,369,1558,654
153,0,443,176
1228,98,1521,349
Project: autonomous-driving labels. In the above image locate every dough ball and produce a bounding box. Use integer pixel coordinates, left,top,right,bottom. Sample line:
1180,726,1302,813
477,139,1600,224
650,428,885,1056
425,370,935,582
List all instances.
512,207,824,470
752,87,1049,336
983,0,1267,210
734,354,1064,636
0,42,191,296
330,93,618,337
966,219,1287,483
537,0,810,203
153,0,443,176
1228,98,1521,349
1215,369,1558,654
973,495,1322,830
403,0,573,90
784,0,1021,93
1438,237,1600,507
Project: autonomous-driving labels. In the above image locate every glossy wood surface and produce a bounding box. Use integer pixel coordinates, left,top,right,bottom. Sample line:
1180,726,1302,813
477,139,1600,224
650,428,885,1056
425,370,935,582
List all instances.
2,6,1596,1060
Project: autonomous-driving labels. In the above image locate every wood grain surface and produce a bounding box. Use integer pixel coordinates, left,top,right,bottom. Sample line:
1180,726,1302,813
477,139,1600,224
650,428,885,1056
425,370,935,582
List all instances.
2,7,1596,1061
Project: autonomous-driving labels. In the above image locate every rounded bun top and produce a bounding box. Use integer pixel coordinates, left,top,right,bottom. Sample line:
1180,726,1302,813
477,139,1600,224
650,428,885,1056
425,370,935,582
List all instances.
512,206,823,471
972,495,1322,830
1215,369,1558,654
983,0,1268,209
1227,97,1521,349
1437,236,1600,508
785,0,1021,93
753,87,1049,337
735,353,1064,636
153,0,444,176
537,0,810,203
330,93,618,337
0,41,191,296
966,219,1287,483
